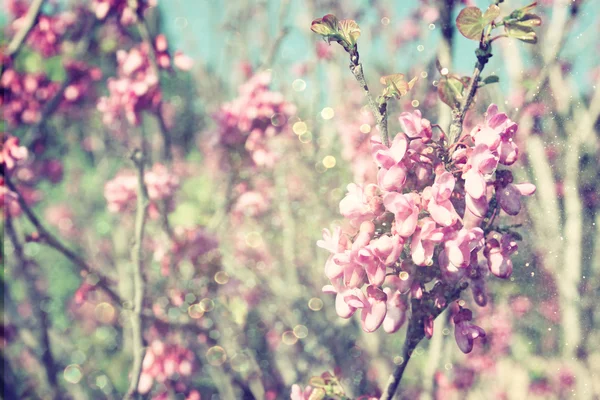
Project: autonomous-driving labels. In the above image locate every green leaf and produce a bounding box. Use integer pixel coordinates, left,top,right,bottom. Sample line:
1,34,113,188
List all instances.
456,5,499,41
311,14,339,37
483,5,501,24
516,13,542,27
481,75,500,85
380,74,418,99
505,22,537,43
508,2,538,20
338,19,361,46
308,377,327,388
438,75,470,109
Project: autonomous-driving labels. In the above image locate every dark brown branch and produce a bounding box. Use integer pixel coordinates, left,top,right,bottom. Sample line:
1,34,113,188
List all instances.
5,214,59,399
4,175,122,304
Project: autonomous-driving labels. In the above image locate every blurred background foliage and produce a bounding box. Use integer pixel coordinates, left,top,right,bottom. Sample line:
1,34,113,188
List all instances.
2,0,600,399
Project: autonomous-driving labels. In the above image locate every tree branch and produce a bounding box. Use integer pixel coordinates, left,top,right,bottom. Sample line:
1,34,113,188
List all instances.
5,0,45,58
137,19,173,161
124,149,150,399
5,214,59,399
447,36,492,144
4,175,122,304
380,282,468,400
348,49,390,147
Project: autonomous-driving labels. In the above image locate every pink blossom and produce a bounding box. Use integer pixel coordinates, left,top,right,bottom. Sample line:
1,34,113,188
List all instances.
411,217,444,266
360,285,388,333
423,171,459,227
495,170,536,216
290,384,313,400
462,144,498,217
372,133,409,192
1,135,28,172
398,110,432,142
339,183,381,227
453,308,486,354
469,104,519,165
383,192,420,237
484,234,518,278
382,288,407,333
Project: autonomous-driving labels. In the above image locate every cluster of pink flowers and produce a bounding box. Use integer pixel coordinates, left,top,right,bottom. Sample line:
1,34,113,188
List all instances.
1,68,60,125
214,71,297,167
104,163,179,218
7,0,74,57
97,44,161,126
97,39,192,126
1,134,28,173
137,340,195,395
63,61,103,103
92,0,156,26
318,104,535,352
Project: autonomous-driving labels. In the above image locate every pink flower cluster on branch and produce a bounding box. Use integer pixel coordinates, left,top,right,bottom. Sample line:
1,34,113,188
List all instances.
92,0,156,26
97,39,192,127
7,0,75,57
318,104,535,352
1,68,61,125
137,340,195,395
214,71,297,167
104,163,179,218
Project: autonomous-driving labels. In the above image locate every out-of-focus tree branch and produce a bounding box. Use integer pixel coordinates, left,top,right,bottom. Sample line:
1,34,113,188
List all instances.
4,176,122,304
5,214,59,399
124,149,150,399
5,0,45,58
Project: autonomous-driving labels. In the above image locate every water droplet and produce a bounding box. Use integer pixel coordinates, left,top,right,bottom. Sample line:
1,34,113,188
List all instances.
214,271,229,284
206,346,227,366
441,68,449,76
64,364,83,384
282,331,298,345
381,17,390,25
293,121,307,135
411,100,420,108
420,71,428,78
293,325,308,339
322,155,336,169
429,24,435,30
399,271,410,281
360,123,371,133
308,298,323,311
393,356,405,365
417,45,425,52
292,79,306,92
321,107,334,120
199,298,214,312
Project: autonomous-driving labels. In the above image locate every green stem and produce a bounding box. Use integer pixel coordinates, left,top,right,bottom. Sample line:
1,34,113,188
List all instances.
124,150,150,399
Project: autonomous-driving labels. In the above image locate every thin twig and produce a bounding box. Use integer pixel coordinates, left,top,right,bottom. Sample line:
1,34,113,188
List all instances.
124,149,150,399
4,175,122,304
348,49,390,147
447,32,492,144
5,214,59,399
5,0,45,58
137,19,173,161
